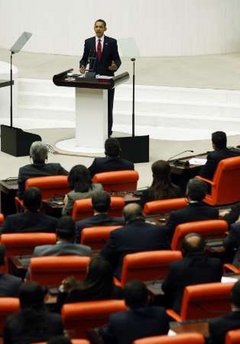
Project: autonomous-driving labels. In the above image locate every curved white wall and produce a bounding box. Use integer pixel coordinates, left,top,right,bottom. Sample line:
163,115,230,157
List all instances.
0,0,240,57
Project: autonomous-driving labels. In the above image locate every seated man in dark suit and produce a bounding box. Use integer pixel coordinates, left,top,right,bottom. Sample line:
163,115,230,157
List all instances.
88,138,134,178
18,141,68,198
1,187,58,233
199,131,240,180
207,280,240,344
101,280,169,344
165,178,219,240
0,244,22,296
76,191,124,242
162,233,223,313
32,216,91,257
101,203,170,278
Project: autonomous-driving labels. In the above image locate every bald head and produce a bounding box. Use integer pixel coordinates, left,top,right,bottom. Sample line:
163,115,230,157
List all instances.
123,203,144,223
182,233,205,256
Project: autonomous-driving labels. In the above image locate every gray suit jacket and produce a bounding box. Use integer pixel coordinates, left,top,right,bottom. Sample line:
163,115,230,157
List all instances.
32,241,92,257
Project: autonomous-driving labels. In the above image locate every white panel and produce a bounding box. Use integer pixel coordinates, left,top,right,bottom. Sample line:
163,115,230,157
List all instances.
0,0,240,56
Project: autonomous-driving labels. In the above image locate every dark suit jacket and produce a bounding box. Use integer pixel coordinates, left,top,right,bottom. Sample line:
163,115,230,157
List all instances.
18,162,68,198
1,211,58,234
223,222,240,266
32,241,92,257
80,35,121,76
76,213,124,242
166,201,219,239
101,219,170,278
4,309,64,344
162,253,223,312
208,311,240,344
139,183,182,207
0,273,22,297
88,156,134,178
101,306,169,344
199,148,240,180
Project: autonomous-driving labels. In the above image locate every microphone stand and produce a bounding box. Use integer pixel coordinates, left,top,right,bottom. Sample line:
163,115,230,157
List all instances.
10,51,14,127
131,58,136,137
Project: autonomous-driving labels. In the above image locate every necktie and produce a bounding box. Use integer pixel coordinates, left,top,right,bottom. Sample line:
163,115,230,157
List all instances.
97,39,102,61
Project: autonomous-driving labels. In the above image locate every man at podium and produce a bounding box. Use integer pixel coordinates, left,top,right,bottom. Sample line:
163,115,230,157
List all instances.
79,19,121,137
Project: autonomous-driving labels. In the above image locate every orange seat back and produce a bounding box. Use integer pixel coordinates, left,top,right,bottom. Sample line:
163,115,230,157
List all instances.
197,156,240,206
29,256,90,287
0,298,20,335
92,170,139,192
1,233,57,257
171,219,228,250
119,250,182,286
133,333,205,344
62,300,127,338
226,329,240,344
0,213,4,226
81,226,121,249
179,282,233,320
143,198,187,216
72,196,125,221
25,175,70,200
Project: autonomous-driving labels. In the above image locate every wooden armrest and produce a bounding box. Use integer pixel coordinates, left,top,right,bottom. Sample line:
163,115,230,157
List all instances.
195,175,215,186
166,309,182,321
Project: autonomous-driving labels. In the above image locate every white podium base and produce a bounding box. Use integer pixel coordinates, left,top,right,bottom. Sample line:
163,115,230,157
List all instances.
55,138,104,154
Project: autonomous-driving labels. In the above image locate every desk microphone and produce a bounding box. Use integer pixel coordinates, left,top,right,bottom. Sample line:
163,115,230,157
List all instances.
168,150,194,162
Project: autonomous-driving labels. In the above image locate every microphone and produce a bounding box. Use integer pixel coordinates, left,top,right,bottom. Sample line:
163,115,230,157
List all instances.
168,150,194,162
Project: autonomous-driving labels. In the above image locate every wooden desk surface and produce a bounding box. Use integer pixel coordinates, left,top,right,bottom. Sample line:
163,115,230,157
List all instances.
170,319,209,337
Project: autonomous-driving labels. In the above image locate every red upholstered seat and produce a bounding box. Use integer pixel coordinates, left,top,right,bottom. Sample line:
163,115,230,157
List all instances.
225,329,240,344
81,225,121,249
29,256,90,287
171,219,228,250
72,196,124,222
25,175,70,200
0,298,20,335
196,156,240,206
167,282,233,321
115,250,182,287
133,333,205,344
92,170,139,192
143,198,187,216
62,299,127,338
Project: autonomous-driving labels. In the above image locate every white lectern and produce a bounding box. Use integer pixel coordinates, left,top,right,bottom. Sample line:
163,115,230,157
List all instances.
53,70,129,154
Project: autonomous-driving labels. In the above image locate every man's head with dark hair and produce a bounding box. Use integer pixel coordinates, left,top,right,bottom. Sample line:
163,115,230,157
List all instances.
0,244,6,266
92,191,111,213
186,178,208,201
105,138,121,157
124,280,149,309
23,187,42,212
212,131,227,150
123,203,144,224
231,280,240,310
56,216,76,242
94,19,107,38
19,282,46,309
181,233,205,257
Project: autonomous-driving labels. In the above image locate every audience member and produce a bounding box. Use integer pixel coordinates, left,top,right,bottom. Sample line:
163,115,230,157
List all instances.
32,216,91,257
76,191,124,242
223,217,240,266
57,256,122,310
207,280,240,344
88,138,134,177
162,233,223,312
140,160,182,206
165,178,219,240
62,164,103,215
0,244,22,297
101,203,170,278
100,280,169,344
3,282,64,344
18,141,68,198
1,187,58,233
199,131,240,180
